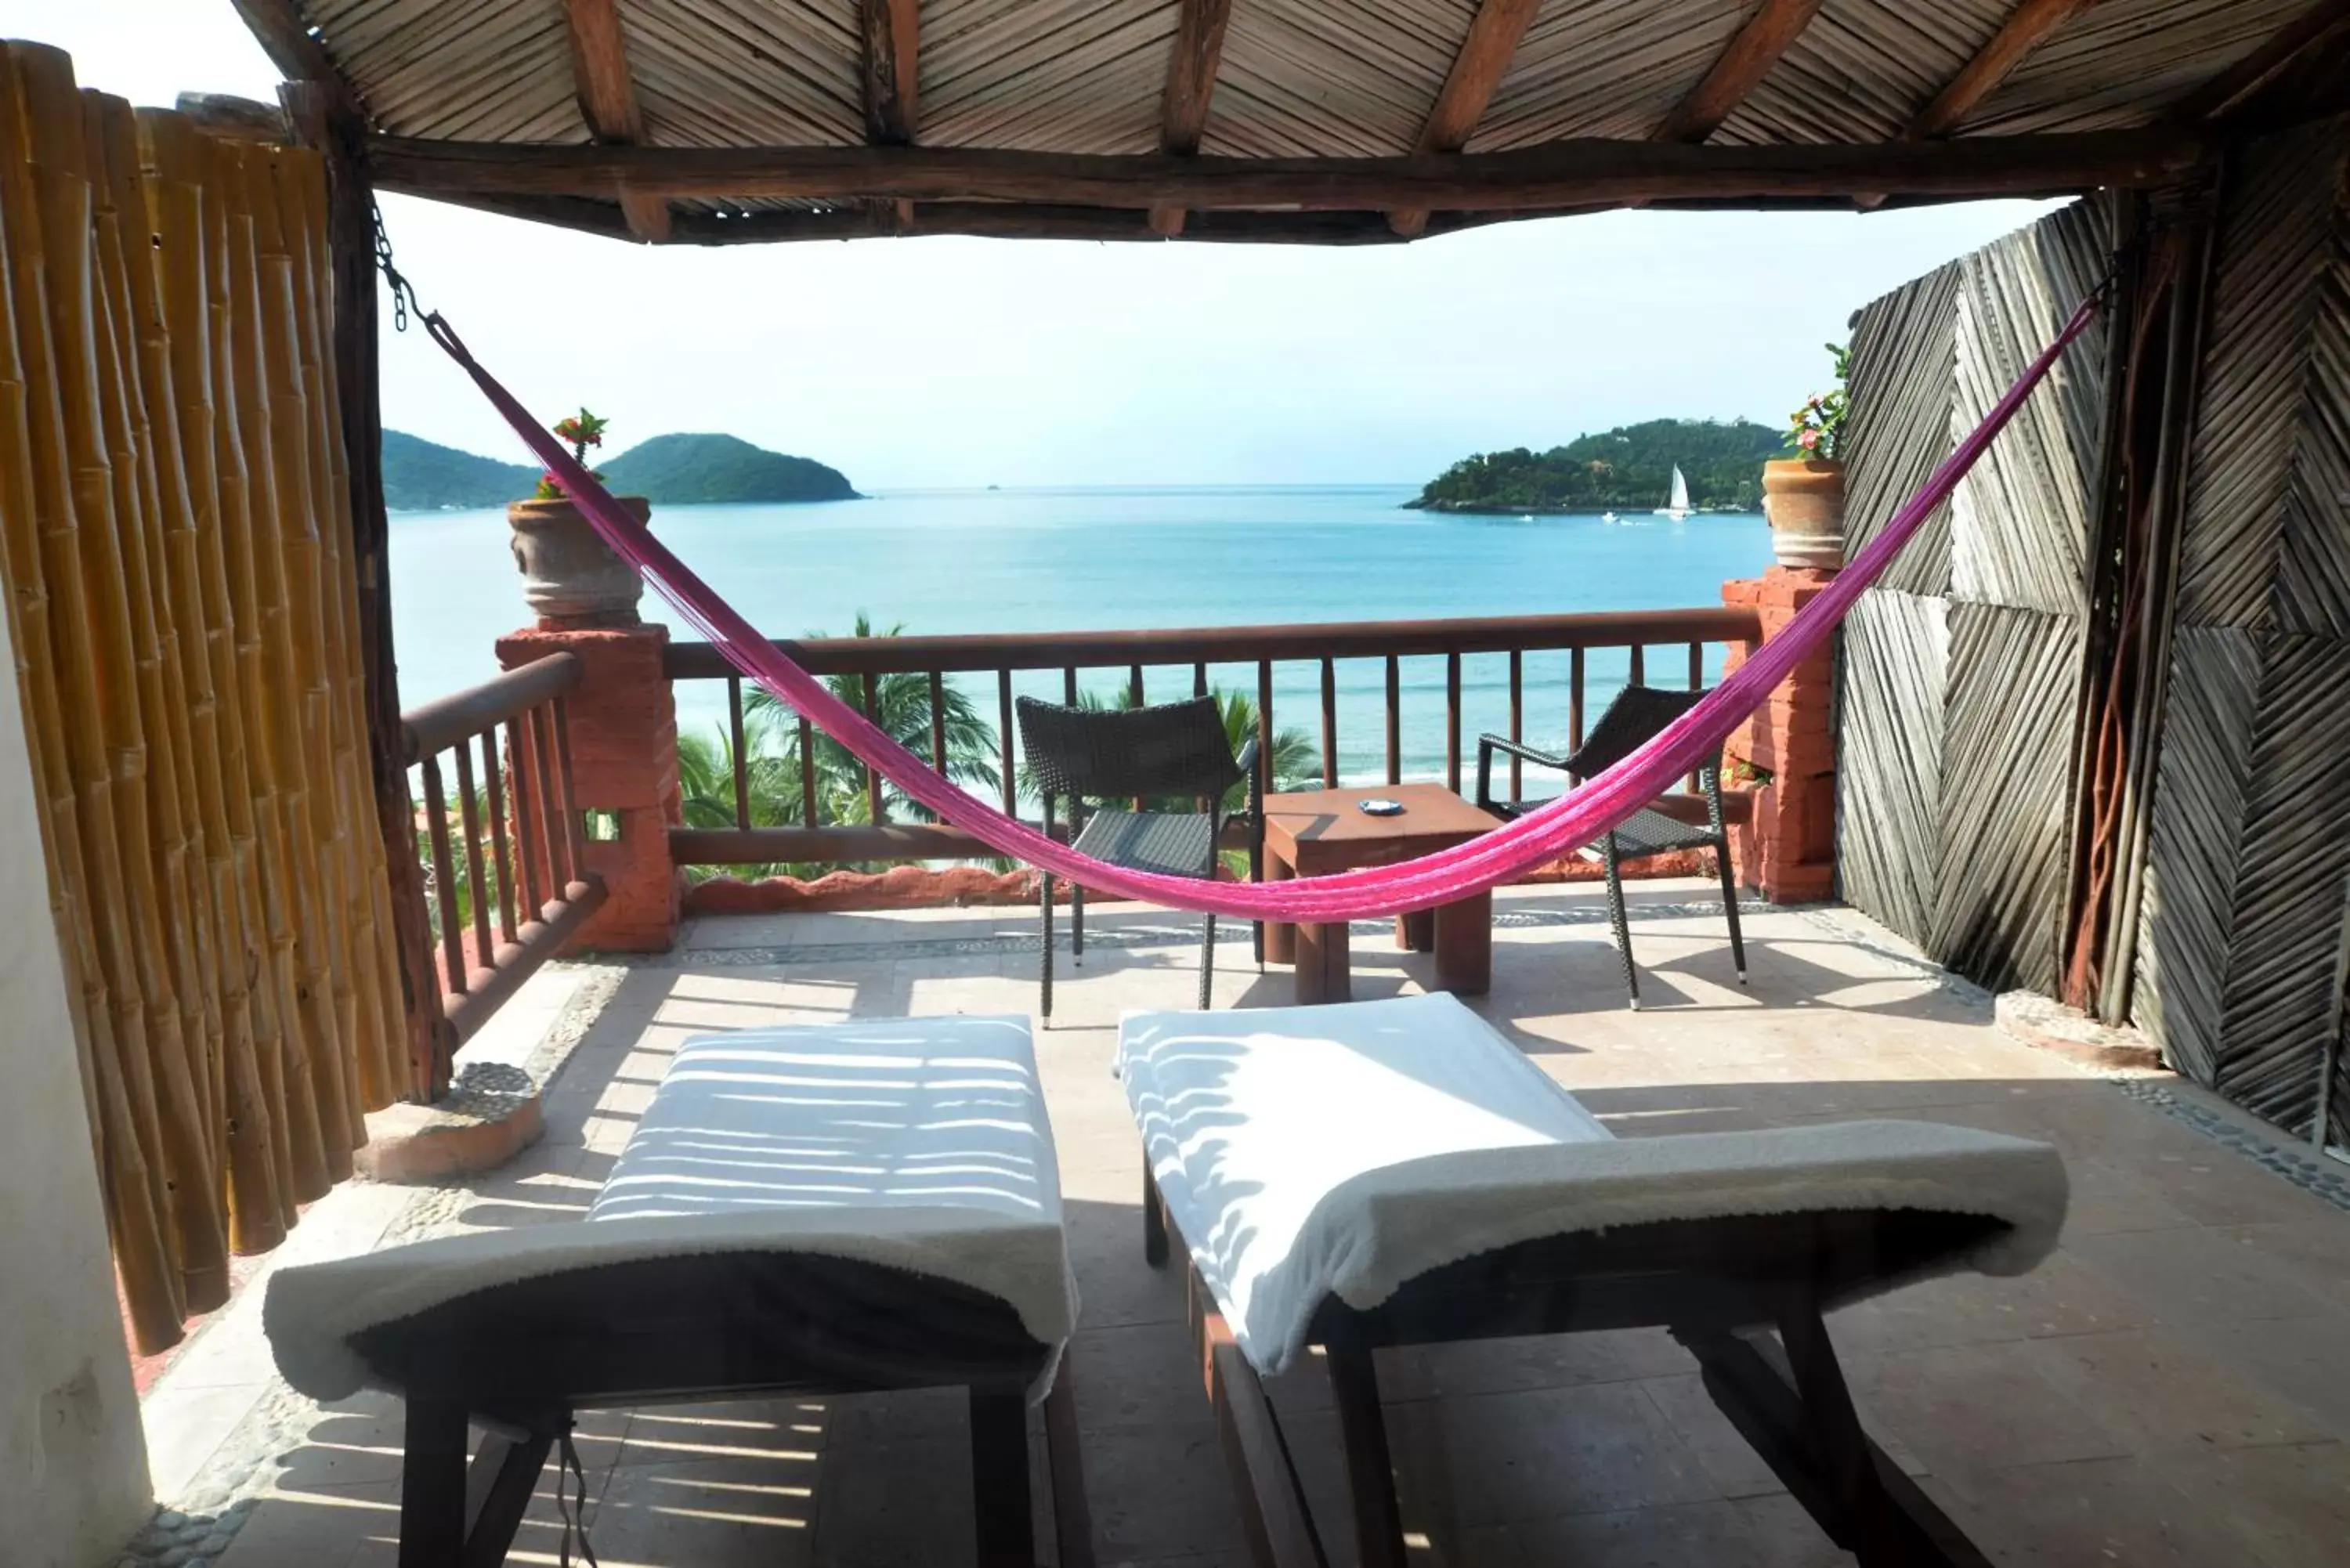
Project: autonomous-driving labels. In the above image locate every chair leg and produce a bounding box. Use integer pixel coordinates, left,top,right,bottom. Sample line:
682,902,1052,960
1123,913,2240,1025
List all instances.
1039,873,1055,1025
1072,880,1085,967
1199,912,1217,1010
970,1386,1036,1568
1716,841,1748,985
398,1400,469,1568
1603,835,1641,1010
1142,1162,1169,1268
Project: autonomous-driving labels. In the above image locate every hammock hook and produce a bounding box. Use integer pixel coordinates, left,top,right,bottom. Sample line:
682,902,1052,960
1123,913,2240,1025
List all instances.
370,201,425,334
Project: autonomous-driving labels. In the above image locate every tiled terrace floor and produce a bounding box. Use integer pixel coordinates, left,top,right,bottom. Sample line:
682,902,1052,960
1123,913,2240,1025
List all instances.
165,882,2350,1566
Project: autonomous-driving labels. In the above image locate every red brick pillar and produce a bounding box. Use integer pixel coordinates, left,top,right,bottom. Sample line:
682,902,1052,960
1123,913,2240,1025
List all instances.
1719,566,1837,904
495,623,683,952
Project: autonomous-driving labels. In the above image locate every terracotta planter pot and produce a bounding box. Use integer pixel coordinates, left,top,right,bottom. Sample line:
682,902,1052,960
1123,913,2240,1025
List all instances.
508,494,649,628
1761,458,1846,570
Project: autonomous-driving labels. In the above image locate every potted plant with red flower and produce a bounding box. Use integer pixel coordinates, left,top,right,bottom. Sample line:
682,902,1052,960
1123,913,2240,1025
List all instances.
506,406,652,627
1761,343,1849,570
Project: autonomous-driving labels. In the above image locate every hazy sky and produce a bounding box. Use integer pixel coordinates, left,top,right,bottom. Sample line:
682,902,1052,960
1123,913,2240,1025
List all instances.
12,2,2064,490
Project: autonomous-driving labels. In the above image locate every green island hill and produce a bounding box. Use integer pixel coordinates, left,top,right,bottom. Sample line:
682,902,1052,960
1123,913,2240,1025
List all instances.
383,429,860,511
1407,417,1783,515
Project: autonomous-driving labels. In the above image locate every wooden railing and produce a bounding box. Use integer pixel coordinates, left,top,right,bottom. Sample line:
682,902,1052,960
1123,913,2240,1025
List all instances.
662,607,1760,868
401,652,608,1080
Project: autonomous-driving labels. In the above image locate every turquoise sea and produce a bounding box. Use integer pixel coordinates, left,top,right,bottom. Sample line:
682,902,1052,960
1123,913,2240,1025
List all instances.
389,486,1773,786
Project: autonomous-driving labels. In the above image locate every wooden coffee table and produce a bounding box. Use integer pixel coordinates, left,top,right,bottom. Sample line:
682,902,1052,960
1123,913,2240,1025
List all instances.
1260,783,1501,1005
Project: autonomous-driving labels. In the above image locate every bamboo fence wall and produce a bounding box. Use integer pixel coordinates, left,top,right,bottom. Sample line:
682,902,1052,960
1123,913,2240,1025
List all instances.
0,42,401,1353
2131,119,2350,1145
1835,197,2114,998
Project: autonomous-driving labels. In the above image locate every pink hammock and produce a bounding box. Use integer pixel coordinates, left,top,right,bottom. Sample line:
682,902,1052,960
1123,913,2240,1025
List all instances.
421,287,2100,923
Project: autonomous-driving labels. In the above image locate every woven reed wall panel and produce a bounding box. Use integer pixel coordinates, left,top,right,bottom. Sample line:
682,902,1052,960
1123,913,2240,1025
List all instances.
921,0,1173,153
1202,0,1480,158
1716,0,2008,148
2269,156,2350,639
1965,0,2314,139
2132,627,2262,1082
1842,260,1961,596
0,45,403,1352
308,0,586,143
1929,605,2080,995
2207,634,2350,1137
2175,123,2346,630
624,0,862,149
1835,201,2102,995
1948,201,2111,615
1834,591,1947,945
1470,0,1745,153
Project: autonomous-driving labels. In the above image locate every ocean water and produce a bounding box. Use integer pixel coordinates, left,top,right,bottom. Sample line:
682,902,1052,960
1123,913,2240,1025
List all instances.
388,485,1773,786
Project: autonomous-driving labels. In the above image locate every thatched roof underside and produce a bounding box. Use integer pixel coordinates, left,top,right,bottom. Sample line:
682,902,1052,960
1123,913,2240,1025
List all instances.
229,0,2350,244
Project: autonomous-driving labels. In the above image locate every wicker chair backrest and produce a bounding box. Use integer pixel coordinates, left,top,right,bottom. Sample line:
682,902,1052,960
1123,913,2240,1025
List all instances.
1564,685,1720,780
1015,695,1245,802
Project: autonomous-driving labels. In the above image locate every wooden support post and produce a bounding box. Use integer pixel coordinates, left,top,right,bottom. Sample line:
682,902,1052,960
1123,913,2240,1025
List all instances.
1149,0,1233,237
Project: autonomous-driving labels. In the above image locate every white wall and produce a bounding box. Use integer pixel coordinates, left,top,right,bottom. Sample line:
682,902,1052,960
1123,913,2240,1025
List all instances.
0,586,152,1563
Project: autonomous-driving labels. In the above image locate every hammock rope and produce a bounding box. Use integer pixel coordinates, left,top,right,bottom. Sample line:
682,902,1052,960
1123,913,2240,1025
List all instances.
418,283,2102,923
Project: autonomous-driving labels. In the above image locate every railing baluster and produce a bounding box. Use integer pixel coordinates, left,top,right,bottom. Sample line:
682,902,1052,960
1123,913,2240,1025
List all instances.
551,698,588,887
1385,655,1400,786
453,742,493,974
1508,649,1524,799
1629,644,1646,688
420,752,465,994
928,670,948,773
727,674,750,829
528,706,567,897
997,669,1017,817
1256,660,1274,798
1193,661,1208,699
1320,657,1338,789
1063,666,1079,706
480,729,518,946
1571,647,1586,754
1445,651,1462,795
507,716,543,919
1129,663,1144,707
799,715,818,828
862,672,884,825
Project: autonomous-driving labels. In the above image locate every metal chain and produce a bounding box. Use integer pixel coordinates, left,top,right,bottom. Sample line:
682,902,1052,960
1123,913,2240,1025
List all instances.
371,202,424,333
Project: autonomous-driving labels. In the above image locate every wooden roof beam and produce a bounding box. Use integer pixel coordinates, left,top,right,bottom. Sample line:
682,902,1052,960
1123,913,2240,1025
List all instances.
226,0,366,125
860,0,920,229
371,127,2204,210
562,0,670,242
1148,0,1235,237
1388,0,1542,238
1900,0,2099,141
2164,0,2350,128
1656,0,1826,144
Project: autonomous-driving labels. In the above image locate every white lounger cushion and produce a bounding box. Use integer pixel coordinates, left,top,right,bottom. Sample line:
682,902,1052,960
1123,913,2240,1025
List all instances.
1118,992,2069,1376
269,1014,1079,1403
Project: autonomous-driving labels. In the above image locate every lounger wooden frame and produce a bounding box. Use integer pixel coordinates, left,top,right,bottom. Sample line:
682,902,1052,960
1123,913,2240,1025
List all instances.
344,1252,1094,1567
1144,1165,1999,1568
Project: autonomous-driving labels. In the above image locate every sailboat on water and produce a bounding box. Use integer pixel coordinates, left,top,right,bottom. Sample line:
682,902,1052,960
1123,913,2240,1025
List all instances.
1652,464,1693,522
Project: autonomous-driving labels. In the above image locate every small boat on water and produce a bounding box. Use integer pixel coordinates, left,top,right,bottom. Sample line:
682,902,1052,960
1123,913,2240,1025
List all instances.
1600,511,1619,524
1653,465,1692,522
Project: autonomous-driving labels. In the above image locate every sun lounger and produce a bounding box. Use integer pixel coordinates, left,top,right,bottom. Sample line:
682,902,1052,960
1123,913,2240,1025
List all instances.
266,1015,1090,1568
1117,992,2069,1568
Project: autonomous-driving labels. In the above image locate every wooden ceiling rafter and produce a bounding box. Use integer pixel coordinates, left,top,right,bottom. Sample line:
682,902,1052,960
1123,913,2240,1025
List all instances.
1655,0,1828,144
226,0,365,126
369,126,2204,211
859,0,920,229
1898,0,2100,142
2164,0,2350,127
560,0,670,242
1148,0,1235,238
1387,0,1544,239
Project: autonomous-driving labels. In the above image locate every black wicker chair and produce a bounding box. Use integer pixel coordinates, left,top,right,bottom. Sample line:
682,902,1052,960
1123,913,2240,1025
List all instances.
1015,695,1260,1024
1474,684,1745,1010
